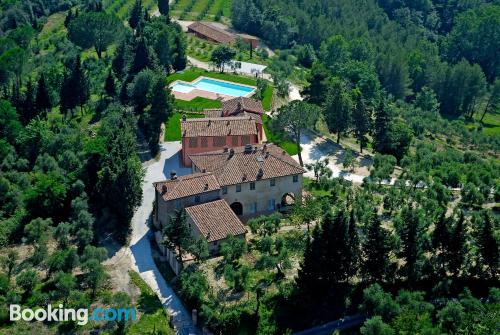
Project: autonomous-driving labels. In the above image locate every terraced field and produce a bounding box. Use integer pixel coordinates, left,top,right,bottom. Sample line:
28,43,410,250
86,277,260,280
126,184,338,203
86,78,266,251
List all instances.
170,0,231,21
103,0,158,20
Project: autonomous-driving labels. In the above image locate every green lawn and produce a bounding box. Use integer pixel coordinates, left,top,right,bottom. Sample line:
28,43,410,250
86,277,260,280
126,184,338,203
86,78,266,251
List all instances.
476,111,500,136
127,271,174,335
175,97,222,111
165,111,205,141
262,114,299,155
167,68,273,110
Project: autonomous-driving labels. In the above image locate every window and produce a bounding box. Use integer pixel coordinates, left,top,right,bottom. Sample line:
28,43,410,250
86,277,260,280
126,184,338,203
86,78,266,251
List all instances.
250,182,255,190
195,195,201,203
250,202,257,213
213,136,226,147
268,199,276,210
232,136,238,146
201,137,208,148
241,135,250,145
222,186,227,194
188,138,198,148
236,184,241,192
270,179,276,187
293,175,299,183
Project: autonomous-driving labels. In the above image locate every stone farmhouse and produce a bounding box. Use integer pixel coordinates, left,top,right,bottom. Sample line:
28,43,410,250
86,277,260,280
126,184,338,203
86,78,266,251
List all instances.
187,21,259,48
154,143,305,255
181,97,265,166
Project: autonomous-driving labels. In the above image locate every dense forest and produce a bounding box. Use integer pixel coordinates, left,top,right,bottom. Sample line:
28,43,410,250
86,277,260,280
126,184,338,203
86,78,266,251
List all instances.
0,0,183,333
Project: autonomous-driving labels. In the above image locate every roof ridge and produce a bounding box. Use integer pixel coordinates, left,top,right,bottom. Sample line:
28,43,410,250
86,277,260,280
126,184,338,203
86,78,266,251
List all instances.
185,117,255,122
265,150,305,172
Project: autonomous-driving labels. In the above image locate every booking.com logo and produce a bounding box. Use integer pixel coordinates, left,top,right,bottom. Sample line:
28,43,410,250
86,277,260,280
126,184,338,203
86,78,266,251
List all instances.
10,304,136,325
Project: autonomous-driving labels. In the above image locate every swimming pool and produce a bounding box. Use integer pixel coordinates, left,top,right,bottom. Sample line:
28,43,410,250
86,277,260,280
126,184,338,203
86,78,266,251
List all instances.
170,77,256,98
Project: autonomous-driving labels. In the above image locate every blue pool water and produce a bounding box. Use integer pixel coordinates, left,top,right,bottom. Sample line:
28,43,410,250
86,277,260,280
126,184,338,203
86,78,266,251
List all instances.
171,78,255,97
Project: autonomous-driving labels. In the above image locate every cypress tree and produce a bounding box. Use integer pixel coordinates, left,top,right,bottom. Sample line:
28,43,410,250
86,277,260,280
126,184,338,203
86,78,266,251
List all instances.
347,209,360,278
145,77,173,155
72,56,89,113
431,211,450,275
296,213,334,299
171,34,187,71
477,212,499,278
35,74,51,115
129,0,142,30
60,56,89,115
352,90,370,153
131,38,150,74
64,10,73,28
398,206,425,286
361,210,392,282
104,70,116,97
60,72,75,114
21,80,37,124
374,99,390,153
447,211,466,277
158,0,170,22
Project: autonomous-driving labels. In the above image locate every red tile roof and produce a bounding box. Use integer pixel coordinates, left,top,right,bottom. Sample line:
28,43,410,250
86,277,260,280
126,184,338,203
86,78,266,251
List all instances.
189,144,305,186
154,173,220,201
222,97,264,116
203,108,262,124
181,117,257,137
185,200,247,242
187,22,236,44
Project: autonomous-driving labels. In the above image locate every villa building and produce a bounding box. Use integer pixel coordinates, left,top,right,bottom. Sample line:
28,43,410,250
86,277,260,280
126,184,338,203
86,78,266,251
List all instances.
187,21,259,48
181,97,265,166
153,143,305,255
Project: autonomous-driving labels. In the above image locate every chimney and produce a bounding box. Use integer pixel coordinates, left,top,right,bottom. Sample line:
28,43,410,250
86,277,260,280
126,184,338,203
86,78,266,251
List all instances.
161,184,168,195
244,144,252,153
257,168,264,179
202,168,206,173
170,170,177,180
204,183,209,191
181,114,187,122
223,146,229,152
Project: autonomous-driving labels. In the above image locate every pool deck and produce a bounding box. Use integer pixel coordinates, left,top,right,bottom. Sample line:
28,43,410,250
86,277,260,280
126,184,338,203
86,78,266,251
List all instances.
169,76,256,101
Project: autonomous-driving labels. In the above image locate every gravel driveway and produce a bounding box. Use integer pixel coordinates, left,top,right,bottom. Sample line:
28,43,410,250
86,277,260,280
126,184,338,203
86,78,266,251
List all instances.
128,142,198,335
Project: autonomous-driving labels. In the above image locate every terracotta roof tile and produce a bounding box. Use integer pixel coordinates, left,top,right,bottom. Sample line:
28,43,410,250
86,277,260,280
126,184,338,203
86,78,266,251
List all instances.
203,109,224,118
187,22,236,44
222,97,264,116
203,108,262,124
189,144,305,186
154,173,220,201
186,200,247,242
181,117,257,137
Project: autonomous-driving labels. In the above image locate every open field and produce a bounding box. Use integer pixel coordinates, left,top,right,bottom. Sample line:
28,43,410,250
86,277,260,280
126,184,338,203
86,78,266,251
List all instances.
104,0,157,20
171,0,231,21
475,111,500,136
